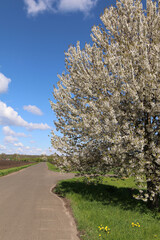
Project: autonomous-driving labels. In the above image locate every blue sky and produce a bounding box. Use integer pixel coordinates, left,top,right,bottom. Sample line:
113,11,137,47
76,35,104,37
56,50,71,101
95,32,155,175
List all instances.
0,0,146,155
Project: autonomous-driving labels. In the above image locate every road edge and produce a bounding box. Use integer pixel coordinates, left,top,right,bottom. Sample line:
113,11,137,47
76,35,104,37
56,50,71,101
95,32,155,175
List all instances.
50,184,81,240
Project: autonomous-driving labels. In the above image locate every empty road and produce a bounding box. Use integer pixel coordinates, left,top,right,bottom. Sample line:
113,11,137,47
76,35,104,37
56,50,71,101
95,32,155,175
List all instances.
0,162,79,240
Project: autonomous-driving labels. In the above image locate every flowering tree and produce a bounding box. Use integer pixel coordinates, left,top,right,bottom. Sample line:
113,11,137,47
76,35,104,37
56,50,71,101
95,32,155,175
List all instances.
50,42,119,175
50,0,160,209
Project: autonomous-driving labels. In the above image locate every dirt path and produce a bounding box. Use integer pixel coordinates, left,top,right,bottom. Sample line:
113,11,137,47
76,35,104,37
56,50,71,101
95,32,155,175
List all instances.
0,162,79,240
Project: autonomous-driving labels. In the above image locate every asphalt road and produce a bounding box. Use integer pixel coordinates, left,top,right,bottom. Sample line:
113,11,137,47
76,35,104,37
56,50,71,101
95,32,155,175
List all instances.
0,162,79,240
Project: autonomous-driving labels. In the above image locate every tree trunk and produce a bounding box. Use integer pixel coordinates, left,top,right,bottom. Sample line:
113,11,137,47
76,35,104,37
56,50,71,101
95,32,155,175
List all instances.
147,181,159,210
143,111,159,210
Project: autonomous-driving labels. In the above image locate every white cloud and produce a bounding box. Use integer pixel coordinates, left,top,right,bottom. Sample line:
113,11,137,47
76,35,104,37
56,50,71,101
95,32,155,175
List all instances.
0,144,6,150
17,147,23,152
24,0,47,15
24,0,55,15
0,73,11,94
4,136,18,143
27,122,50,130
0,101,50,130
23,105,43,115
58,0,98,13
2,126,27,137
0,101,27,127
14,142,24,147
24,0,98,15
3,126,15,136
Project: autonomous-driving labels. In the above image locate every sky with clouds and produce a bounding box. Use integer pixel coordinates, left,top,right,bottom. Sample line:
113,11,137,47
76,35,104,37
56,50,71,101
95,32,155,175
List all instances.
0,0,146,155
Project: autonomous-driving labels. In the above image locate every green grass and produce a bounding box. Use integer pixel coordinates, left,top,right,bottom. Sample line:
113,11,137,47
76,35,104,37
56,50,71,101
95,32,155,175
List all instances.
47,161,80,174
0,163,37,177
54,177,160,240
47,162,61,172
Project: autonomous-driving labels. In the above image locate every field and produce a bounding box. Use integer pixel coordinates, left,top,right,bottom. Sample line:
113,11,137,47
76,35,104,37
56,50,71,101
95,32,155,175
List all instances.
0,160,37,177
54,176,160,240
0,160,32,170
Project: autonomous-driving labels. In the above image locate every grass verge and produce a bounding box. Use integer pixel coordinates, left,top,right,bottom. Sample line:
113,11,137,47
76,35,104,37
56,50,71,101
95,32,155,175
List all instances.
0,163,37,177
54,177,160,240
47,162,61,172
47,161,80,174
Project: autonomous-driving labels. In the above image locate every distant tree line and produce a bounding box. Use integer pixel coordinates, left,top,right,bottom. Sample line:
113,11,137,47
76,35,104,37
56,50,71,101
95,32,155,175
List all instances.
0,153,46,162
